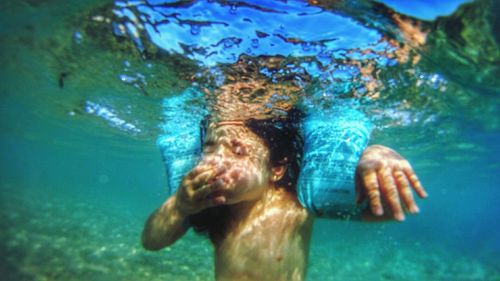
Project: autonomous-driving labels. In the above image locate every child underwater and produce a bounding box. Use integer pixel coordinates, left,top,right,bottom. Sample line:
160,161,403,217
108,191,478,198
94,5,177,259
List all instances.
142,56,428,281
116,0,433,279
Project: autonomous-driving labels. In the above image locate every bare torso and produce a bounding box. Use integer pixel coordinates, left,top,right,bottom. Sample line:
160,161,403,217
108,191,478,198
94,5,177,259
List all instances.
213,187,313,281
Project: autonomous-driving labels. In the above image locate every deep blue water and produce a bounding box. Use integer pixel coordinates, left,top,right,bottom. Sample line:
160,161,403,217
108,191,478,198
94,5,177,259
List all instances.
0,0,499,280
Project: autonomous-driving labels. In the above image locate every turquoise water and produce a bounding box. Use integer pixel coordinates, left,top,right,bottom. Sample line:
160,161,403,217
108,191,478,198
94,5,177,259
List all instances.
1,0,499,280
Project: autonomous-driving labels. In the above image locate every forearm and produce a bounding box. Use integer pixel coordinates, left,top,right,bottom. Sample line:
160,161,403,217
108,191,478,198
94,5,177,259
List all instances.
142,195,190,250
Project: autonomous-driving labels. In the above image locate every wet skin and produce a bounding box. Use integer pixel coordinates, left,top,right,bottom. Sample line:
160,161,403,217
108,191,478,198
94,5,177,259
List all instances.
356,145,428,221
142,124,427,280
175,122,273,215
144,123,313,280
182,123,313,281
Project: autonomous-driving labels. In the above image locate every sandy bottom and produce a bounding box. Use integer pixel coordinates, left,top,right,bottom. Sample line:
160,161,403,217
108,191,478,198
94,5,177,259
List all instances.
1,188,498,281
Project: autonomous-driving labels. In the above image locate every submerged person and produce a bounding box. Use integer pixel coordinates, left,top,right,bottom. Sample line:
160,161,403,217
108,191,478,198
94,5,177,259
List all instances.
141,58,428,280
142,52,427,280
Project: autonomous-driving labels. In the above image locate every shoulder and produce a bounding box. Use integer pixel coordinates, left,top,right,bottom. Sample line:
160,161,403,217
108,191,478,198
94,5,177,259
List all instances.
269,187,313,227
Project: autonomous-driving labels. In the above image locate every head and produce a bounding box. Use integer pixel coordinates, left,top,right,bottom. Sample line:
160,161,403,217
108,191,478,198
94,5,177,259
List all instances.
200,108,304,194
200,121,276,204
190,108,304,239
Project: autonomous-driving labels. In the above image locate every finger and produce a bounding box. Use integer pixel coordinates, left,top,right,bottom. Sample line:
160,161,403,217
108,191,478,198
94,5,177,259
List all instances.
191,169,218,189
185,164,214,180
394,170,419,214
192,179,224,201
203,190,226,207
362,171,383,216
211,195,226,206
355,172,365,204
192,164,227,186
403,167,428,198
378,168,405,221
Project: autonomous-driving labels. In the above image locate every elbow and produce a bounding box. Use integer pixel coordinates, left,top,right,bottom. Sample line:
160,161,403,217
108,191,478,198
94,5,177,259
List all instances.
141,231,170,251
141,230,168,251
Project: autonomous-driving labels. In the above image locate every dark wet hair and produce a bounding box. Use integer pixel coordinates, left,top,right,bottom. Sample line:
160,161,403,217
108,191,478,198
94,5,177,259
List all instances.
244,107,304,191
190,108,304,242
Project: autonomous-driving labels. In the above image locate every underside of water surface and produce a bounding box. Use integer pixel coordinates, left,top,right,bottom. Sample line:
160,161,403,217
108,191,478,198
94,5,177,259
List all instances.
0,0,499,280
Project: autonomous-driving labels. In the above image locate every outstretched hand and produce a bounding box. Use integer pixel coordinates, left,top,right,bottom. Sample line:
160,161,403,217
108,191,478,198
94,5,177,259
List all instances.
355,145,428,221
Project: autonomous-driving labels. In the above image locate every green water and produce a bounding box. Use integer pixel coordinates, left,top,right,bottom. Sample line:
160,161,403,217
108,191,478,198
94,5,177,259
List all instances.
1,0,499,280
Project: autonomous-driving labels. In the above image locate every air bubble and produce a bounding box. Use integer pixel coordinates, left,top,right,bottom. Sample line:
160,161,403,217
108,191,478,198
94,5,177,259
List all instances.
224,38,234,48
302,42,311,52
190,25,201,35
229,3,237,14
251,38,259,48
73,31,83,44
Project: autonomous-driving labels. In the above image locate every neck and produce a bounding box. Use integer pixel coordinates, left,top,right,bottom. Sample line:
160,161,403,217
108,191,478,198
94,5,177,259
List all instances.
227,185,294,227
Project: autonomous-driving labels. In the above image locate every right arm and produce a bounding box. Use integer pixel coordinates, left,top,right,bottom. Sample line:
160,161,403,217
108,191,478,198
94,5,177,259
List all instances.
142,163,226,250
141,195,190,250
